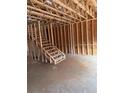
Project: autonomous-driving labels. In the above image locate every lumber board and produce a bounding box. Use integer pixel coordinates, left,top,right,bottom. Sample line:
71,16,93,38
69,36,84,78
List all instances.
64,25,67,53
50,23,54,45
81,22,84,54
60,25,64,52
76,23,79,54
38,21,42,47
86,19,89,55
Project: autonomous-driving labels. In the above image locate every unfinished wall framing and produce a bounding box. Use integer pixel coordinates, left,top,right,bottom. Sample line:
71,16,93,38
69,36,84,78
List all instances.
27,0,97,64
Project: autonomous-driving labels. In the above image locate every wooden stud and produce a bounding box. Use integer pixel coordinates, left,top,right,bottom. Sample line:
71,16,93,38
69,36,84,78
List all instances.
86,19,89,55
53,25,57,46
30,24,34,41
64,24,67,53
91,20,94,55
58,25,62,51
60,25,64,52
62,25,65,53
87,20,91,55
34,23,38,46
76,23,79,54
47,24,51,42
81,22,84,55
57,25,60,49
70,24,72,54
50,23,54,45
44,25,47,40
72,23,75,54
68,24,70,54
38,21,42,47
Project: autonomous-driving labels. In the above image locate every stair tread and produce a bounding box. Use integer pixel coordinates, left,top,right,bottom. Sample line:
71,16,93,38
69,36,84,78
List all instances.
40,39,66,65
43,46,53,48
47,47,57,52
54,57,65,65
50,51,59,55
55,56,64,61
56,58,65,64
53,53,63,58
43,43,51,47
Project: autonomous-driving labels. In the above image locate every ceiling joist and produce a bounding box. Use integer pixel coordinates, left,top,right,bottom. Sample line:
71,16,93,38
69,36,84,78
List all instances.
27,0,97,23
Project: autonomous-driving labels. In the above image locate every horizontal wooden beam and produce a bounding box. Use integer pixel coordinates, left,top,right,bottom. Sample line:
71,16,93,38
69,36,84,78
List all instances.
30,0,79,21
27,10,69,23
52,0,86,19
27,5,73,22
72,0,86,11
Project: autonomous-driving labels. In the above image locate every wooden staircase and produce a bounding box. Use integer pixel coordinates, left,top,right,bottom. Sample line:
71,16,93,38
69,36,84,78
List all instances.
40,38,66,65
27,21,66,65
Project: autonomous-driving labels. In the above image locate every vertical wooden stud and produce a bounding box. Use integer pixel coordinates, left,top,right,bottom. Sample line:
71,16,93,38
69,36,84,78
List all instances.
50,23,54,45
81,22,84,55
54,25,57,46
47,24,51,42
64,24,67,53
72,23,75,54
57,25,60,49
68,24,70,53
38,21,42,47
91,20,94,55
86,19,89,55
69,24,70,54
60,25,63,52
30,24,34,41
34,23,38,46
44,25,47,40
76,23,79,54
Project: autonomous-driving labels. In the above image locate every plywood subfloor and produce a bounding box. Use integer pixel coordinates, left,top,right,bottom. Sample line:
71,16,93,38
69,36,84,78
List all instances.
27,54,97,93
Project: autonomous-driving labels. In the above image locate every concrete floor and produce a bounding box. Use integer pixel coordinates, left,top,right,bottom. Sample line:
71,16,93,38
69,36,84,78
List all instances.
27,54,97,93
